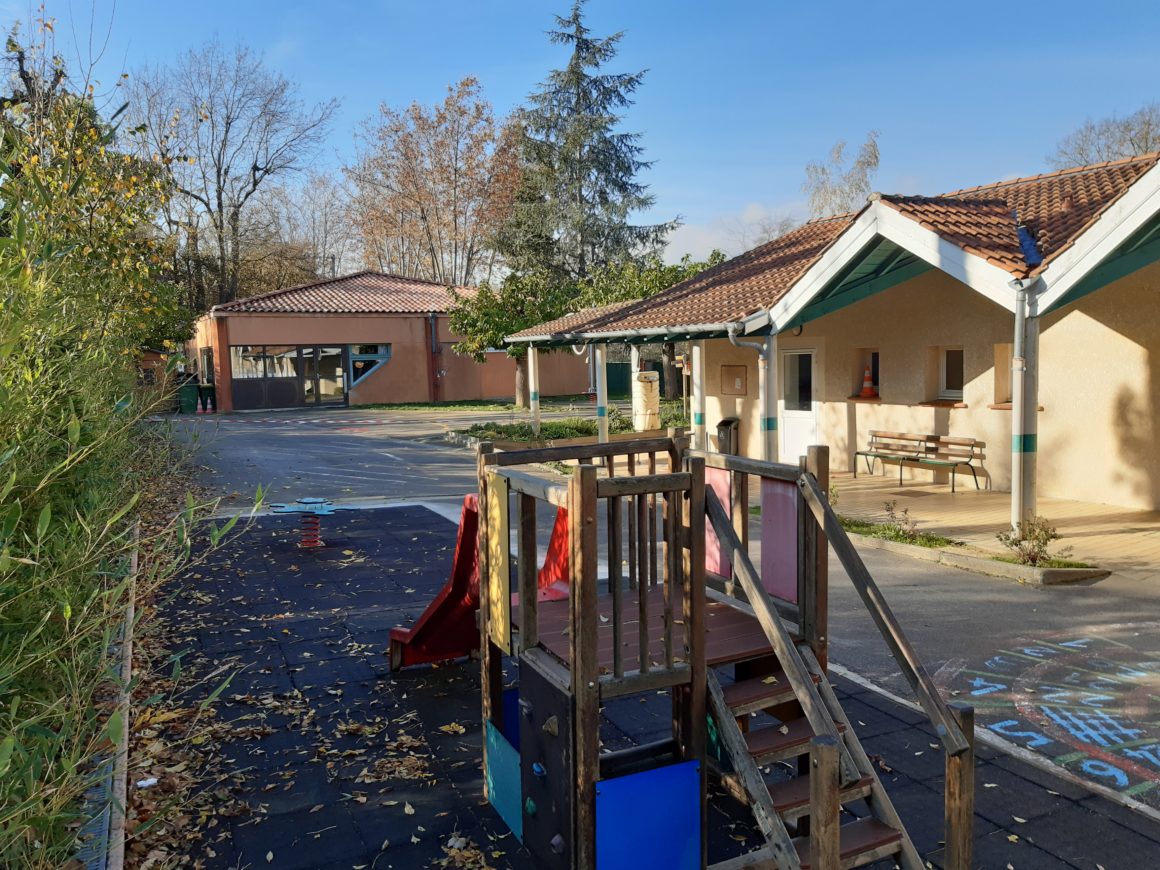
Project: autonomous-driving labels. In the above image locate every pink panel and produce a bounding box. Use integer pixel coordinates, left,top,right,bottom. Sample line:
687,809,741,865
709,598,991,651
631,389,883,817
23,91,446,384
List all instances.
760,478,798,603
705,466,732,578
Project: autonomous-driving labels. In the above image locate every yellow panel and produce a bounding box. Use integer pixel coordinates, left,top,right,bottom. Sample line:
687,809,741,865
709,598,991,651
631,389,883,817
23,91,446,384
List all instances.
487,473,511,653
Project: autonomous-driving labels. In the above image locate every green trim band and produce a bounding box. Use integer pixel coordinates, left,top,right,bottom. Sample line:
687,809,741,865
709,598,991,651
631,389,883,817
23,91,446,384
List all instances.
596,406,607,417
1012,434,1038,453
693,412,705,425
761,417,778,431
530,391,539,402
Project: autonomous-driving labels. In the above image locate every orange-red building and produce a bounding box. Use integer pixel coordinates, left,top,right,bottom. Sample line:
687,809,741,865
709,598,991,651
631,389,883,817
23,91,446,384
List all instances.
190,271,587,412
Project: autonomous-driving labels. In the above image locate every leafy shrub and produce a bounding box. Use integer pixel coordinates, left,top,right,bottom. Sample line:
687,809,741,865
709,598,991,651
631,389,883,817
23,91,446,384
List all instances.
659,398,689,430
461,411,633,443
882,500,920,543
0,34,201,866
996,516,1073,567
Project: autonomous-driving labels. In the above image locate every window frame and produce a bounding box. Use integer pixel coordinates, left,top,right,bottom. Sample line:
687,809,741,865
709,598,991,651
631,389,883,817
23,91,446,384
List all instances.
348,343,393,384
938,346,965,401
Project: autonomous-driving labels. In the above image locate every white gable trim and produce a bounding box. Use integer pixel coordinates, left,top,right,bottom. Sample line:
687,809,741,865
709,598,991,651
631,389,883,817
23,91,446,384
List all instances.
765,209,881,331
767,202,1018,332
874,205,1017,312
1034,160,1160,314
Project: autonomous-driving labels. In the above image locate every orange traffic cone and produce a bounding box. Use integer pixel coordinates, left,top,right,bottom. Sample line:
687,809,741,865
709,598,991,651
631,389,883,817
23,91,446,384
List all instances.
859,364,878,398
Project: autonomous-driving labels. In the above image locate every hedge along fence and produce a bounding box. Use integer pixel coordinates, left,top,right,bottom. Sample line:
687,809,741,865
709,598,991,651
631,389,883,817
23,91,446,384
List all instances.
0,37,220,866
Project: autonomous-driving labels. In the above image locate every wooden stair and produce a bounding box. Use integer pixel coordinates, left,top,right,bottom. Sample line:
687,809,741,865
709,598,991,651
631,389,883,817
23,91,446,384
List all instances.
707,648,923,870
793,818,903,869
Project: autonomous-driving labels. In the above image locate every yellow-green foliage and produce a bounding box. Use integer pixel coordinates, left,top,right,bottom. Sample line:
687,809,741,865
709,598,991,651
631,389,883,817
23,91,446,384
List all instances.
0,35,193,865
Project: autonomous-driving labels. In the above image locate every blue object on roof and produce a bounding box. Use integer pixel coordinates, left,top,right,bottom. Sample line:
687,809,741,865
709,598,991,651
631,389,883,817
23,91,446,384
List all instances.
1014,211,1043,268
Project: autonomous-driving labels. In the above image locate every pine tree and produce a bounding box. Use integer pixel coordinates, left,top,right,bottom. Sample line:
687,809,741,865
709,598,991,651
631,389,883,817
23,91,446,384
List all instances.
509,0,674,280
452,0,675,406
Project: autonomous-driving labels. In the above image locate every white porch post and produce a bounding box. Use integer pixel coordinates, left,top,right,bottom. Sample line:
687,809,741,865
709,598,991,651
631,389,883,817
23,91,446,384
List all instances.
692,340,706,450
630,344,641,372
1018,318,1040,525
594,343,609,443
528,346,541,436
763,334,779,462
1011,283,1040,529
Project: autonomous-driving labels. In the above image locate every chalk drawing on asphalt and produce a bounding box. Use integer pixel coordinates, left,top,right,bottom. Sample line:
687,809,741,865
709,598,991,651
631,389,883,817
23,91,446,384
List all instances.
935,623,1160,806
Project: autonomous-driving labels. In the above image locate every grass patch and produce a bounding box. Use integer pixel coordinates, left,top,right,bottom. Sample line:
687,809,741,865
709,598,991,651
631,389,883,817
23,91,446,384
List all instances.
992,554,1094,569
459,413,634,443
837,513,958,549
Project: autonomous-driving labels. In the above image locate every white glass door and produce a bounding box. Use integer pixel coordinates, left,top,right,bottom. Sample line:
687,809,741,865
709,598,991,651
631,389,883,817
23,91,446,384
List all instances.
780,350,818,463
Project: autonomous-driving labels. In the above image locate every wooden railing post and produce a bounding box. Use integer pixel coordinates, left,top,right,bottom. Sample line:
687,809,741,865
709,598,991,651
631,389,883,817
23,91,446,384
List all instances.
570,464,599,870
517,492,538,651
684,454,708,867
477,443,502,800
945,703,976,870
805,445,830,670
809,735,841,870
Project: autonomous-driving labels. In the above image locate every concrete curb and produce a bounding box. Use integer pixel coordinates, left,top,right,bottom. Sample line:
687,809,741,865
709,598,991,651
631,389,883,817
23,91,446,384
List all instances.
444,431,482,451
848,532,1110,585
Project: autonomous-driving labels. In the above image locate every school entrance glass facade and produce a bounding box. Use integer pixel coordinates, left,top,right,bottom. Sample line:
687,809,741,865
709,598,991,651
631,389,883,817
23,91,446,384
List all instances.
229,345,348,410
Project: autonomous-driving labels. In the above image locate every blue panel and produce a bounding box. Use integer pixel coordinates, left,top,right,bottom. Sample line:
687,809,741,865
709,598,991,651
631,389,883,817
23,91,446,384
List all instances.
485,720,523,841
501,686,521,750
596,761,700,870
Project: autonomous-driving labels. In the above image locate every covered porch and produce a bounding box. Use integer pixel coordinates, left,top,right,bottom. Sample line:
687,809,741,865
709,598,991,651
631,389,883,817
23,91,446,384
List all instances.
833,471,1160,580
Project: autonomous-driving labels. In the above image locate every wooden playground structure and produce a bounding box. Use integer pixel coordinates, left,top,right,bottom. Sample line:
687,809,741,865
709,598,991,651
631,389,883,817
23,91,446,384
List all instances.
474,430,976,869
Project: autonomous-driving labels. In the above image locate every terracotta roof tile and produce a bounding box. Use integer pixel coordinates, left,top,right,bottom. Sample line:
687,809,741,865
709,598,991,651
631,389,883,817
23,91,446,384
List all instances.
212,271,471,315
511,153,1160,343
880,152,1160,276
508,215,855,340
508,300,641,340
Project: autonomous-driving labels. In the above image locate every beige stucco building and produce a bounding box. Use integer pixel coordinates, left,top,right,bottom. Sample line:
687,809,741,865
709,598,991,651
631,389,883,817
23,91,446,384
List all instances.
509,154,1160,518
191,272,588,412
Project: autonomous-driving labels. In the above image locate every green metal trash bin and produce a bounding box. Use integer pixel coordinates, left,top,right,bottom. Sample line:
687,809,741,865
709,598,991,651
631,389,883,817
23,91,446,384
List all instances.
177,382,199,414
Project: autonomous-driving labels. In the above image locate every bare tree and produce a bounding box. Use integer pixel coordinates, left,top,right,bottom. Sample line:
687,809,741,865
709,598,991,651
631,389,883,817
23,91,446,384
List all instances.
803,130,880,218
346,76,520,287
126,41,338,304
256,172,357,280
727,213,800,251
1050,104,1160,168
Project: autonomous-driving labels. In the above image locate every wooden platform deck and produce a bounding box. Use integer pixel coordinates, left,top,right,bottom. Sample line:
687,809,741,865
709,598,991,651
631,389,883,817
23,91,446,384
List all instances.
530,585,775,673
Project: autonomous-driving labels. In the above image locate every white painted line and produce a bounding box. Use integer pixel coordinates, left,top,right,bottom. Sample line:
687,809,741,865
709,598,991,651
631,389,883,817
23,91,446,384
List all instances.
828,662,1160,825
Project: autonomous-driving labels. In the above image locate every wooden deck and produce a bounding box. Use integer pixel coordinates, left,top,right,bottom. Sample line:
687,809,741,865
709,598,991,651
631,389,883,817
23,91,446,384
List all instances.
530,585,775,673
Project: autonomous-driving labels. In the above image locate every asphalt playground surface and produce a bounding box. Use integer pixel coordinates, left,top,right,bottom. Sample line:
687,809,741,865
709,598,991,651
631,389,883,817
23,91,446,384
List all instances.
165,407,1160,867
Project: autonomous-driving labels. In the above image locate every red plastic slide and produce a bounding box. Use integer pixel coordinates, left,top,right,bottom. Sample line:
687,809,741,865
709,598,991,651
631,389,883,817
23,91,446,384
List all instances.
388,496,572,670
389,494,481,670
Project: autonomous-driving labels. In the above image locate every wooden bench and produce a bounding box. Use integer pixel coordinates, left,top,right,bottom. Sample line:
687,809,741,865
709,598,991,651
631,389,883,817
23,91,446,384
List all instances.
855,430,981,492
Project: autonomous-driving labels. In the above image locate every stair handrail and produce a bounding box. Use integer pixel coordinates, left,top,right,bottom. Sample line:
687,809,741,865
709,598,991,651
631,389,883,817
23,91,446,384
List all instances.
705,486,862,785
796,473,970,757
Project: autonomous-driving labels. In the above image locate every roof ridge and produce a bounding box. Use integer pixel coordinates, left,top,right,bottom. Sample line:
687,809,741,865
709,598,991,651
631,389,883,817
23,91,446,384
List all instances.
213,270,468,312
938,152,1160,198
214,270,378,310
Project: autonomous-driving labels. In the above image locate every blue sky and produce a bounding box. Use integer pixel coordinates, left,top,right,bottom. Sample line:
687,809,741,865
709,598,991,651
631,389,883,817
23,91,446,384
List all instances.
25,0,1160,259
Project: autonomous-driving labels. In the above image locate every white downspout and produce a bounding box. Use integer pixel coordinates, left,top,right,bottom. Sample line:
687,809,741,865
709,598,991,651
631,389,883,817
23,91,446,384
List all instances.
727,326,772,461
765,333,779,462
528,346,541,436
594,344,609,443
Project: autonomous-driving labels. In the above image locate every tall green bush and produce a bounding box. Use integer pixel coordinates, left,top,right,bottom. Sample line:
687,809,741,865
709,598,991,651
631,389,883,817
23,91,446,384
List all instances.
0,34,195,865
